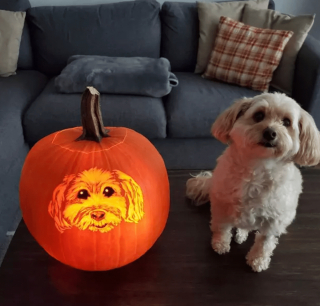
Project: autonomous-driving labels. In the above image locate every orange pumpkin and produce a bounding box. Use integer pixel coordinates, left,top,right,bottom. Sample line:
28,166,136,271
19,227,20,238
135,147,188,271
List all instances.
19,87,170,271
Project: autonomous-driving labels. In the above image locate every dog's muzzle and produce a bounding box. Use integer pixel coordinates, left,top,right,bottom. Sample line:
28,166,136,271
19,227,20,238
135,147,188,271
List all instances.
259,127,277,148
91,210,105,221
89,208,121,229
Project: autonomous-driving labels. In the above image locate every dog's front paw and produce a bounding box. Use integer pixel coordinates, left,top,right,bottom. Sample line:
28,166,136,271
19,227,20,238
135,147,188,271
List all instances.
211,240,230,254
235,228,248,244
246,255,271,272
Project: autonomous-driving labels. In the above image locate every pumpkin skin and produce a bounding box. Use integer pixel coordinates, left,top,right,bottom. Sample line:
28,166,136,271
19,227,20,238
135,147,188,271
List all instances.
19,88,170,271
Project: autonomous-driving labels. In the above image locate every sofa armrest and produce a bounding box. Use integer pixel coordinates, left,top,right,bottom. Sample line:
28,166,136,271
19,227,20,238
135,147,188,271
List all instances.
0,70,47,244
292,35,320,128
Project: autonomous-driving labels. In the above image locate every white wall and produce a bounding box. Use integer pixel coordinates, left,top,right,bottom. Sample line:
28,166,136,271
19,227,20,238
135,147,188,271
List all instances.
275,0,320,40
29,0,320,40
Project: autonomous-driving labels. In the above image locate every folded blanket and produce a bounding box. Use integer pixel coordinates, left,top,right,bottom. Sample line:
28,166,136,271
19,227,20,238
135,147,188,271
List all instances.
55,55,179,97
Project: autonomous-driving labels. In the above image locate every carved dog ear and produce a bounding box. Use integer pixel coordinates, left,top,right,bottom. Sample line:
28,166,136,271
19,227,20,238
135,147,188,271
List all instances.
211,97,254,144
112,170,144,223
294,109,320,166
48,174,75,233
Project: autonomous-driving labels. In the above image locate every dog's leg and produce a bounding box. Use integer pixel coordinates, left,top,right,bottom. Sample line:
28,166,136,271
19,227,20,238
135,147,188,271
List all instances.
246,232,278,272
234,228,249,244
211,224,233,254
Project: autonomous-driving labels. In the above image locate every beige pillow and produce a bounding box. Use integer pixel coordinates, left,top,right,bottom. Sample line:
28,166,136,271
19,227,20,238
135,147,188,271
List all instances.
195,0,269,74
0,10,26,77
242,5,315,95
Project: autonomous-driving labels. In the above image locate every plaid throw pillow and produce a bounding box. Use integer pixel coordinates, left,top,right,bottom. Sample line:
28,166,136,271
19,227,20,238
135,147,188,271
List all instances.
203,16,293,92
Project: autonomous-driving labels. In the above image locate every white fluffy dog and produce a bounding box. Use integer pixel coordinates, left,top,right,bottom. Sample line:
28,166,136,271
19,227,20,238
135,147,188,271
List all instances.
186,92,320,272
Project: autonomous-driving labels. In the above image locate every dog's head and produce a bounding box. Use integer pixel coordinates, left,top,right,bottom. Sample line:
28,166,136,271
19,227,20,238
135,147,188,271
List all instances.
211,92,320,165
48,168,144,233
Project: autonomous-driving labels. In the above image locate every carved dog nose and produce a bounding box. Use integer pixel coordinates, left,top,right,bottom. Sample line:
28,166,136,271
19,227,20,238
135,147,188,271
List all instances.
263,127,277,141
91,211,105,221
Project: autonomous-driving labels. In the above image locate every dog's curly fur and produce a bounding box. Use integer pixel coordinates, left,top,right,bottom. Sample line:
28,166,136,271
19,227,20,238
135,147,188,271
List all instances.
48,168,144,233
186,93,320,272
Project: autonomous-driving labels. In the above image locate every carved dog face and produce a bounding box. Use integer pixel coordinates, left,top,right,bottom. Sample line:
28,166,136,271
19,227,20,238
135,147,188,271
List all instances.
48,168,144,233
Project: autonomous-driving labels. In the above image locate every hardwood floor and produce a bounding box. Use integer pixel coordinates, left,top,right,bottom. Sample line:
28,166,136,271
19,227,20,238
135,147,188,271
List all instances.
0,169,320,306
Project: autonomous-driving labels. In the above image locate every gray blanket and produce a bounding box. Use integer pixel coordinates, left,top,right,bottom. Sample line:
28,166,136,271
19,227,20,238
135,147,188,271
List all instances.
55,55,179,97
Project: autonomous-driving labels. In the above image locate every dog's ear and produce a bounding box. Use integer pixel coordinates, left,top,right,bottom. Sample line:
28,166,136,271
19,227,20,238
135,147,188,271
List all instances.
294,109,320,166
113,170,144,223
211,97,254,144
48,174,75,233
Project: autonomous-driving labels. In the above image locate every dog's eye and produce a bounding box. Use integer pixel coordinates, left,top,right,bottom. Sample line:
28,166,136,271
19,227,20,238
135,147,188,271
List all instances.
78,189,90,199
103,187,115,197
253,111,265,122
283,118,291,127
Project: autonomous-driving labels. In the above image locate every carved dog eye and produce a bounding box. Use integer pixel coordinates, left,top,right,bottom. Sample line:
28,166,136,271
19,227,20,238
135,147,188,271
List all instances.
103,187,115,197
283,118,291,127
78,189,90,199
253,111,265,122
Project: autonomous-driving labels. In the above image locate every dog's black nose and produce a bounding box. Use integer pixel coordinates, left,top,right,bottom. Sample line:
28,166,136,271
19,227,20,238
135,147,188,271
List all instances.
263,128,277,141
91,211,105,221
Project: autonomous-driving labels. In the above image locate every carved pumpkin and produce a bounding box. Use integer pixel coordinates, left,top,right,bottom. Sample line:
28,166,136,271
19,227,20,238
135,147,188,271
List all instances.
19,87,170,271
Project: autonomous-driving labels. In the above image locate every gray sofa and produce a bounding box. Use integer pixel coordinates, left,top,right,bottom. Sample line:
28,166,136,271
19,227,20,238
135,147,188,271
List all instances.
1,0,320,251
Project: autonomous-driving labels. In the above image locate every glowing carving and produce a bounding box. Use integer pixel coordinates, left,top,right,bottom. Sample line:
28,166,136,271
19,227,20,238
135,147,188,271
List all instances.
48,168,144,233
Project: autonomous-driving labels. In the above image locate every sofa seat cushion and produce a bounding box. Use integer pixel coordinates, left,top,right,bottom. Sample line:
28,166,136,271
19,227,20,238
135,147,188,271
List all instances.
23,78,167,146
152,138,226,169
165,72,263,138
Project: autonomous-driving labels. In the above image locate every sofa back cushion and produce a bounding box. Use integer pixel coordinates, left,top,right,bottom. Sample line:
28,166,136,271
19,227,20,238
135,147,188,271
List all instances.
0,0,34,70
27,0,161,76
160,0,275,72
160,2,199,72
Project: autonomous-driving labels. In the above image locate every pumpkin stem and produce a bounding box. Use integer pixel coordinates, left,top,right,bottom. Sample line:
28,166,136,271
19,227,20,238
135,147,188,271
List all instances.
76,86,110,143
